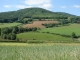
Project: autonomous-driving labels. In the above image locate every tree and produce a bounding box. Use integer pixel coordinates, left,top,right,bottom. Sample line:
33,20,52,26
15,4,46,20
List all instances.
2,34,7,39
71,32,76,41
11,33,16,40
23,18,28,24
12,26,19,34
1,27,9,34
0,28,1,36
32,27,37,31
18,27,24,33
68,17,72,23
77,18,80,23
7,34,11,40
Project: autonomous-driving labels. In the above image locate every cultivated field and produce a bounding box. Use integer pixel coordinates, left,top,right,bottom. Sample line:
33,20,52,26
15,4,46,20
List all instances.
0,43,80,60
0,23,22,28
23,21,59,28
17,32,73,42
39,24,80,36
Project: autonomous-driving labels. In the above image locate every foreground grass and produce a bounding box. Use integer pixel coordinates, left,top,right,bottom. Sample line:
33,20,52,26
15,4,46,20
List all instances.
0,23,22,28
0,43,80,60
17,32,72,42
39,24,80,36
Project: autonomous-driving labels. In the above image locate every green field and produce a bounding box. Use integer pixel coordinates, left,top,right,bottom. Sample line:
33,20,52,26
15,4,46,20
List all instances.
0,23,22,28
39,24,80,36
0,43,80,60
17,32,73,42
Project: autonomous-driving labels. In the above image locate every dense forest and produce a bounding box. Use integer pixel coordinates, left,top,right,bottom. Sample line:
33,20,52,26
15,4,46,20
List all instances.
0,7,80,23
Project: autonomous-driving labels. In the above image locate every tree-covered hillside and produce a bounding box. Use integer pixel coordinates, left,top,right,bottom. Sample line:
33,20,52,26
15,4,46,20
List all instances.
0,7,80,23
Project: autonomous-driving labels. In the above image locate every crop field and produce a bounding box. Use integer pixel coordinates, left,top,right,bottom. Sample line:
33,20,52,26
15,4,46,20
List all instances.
23,21,59,28
0,43,80,60
17,32,73,42
39,24,80,36
0,23,22,28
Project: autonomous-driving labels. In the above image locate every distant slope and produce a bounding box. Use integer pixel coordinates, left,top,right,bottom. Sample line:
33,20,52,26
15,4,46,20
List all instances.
39,24,80,36
0,7,77,23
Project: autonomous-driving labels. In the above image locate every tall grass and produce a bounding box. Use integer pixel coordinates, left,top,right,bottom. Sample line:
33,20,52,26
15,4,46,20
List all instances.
0,43,80,60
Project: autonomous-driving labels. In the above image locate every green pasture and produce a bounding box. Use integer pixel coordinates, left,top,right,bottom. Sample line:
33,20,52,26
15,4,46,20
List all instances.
0,23,22,28
17,32,72,42
0,43,80,60
39,24,80,36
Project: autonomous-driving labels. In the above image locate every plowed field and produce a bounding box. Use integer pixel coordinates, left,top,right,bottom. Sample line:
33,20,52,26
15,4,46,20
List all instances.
23,21,59,28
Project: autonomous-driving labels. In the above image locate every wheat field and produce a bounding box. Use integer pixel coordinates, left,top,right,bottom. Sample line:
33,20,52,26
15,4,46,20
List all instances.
0,43,80,60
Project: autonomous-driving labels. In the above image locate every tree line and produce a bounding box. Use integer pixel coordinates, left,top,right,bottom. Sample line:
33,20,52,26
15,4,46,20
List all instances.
0,26,39,40
42,23,59,28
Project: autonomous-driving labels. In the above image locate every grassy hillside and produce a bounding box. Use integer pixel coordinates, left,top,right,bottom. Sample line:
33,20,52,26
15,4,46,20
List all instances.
39,24,80,36
17,32,73,43
0,43,80,60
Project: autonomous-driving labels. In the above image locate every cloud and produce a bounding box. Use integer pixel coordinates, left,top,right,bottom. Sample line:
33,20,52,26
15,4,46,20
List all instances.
3,0,53,10
15,5,27,9
16,5,33,9
4,5,11,8
24,0,50,5
38,3,53,10
23,0,53,10
73,5,80,8
3,4,32,9
60,6,67,8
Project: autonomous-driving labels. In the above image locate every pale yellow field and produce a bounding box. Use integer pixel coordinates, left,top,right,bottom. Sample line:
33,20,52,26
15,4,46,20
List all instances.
0,43,80,46
0,43,80,60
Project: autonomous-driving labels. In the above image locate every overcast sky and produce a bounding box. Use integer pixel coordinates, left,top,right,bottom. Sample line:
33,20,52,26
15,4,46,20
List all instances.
0,0,80,16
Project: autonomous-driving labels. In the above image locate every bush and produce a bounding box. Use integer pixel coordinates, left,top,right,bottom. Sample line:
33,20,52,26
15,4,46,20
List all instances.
71,32,77,38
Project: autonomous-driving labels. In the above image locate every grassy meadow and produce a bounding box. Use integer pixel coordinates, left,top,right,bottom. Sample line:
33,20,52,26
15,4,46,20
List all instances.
39,24,80,36
0,43,80,60
0,23,22,28
17,32,74,43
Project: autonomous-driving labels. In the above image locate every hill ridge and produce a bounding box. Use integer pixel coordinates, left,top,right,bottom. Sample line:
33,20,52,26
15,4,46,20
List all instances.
0,7,77,23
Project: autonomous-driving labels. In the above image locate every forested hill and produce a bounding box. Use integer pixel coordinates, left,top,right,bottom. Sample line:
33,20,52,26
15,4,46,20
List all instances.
0,7,79,23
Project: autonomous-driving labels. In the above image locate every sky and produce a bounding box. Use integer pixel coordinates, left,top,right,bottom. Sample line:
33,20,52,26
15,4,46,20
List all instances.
0,0,80,16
